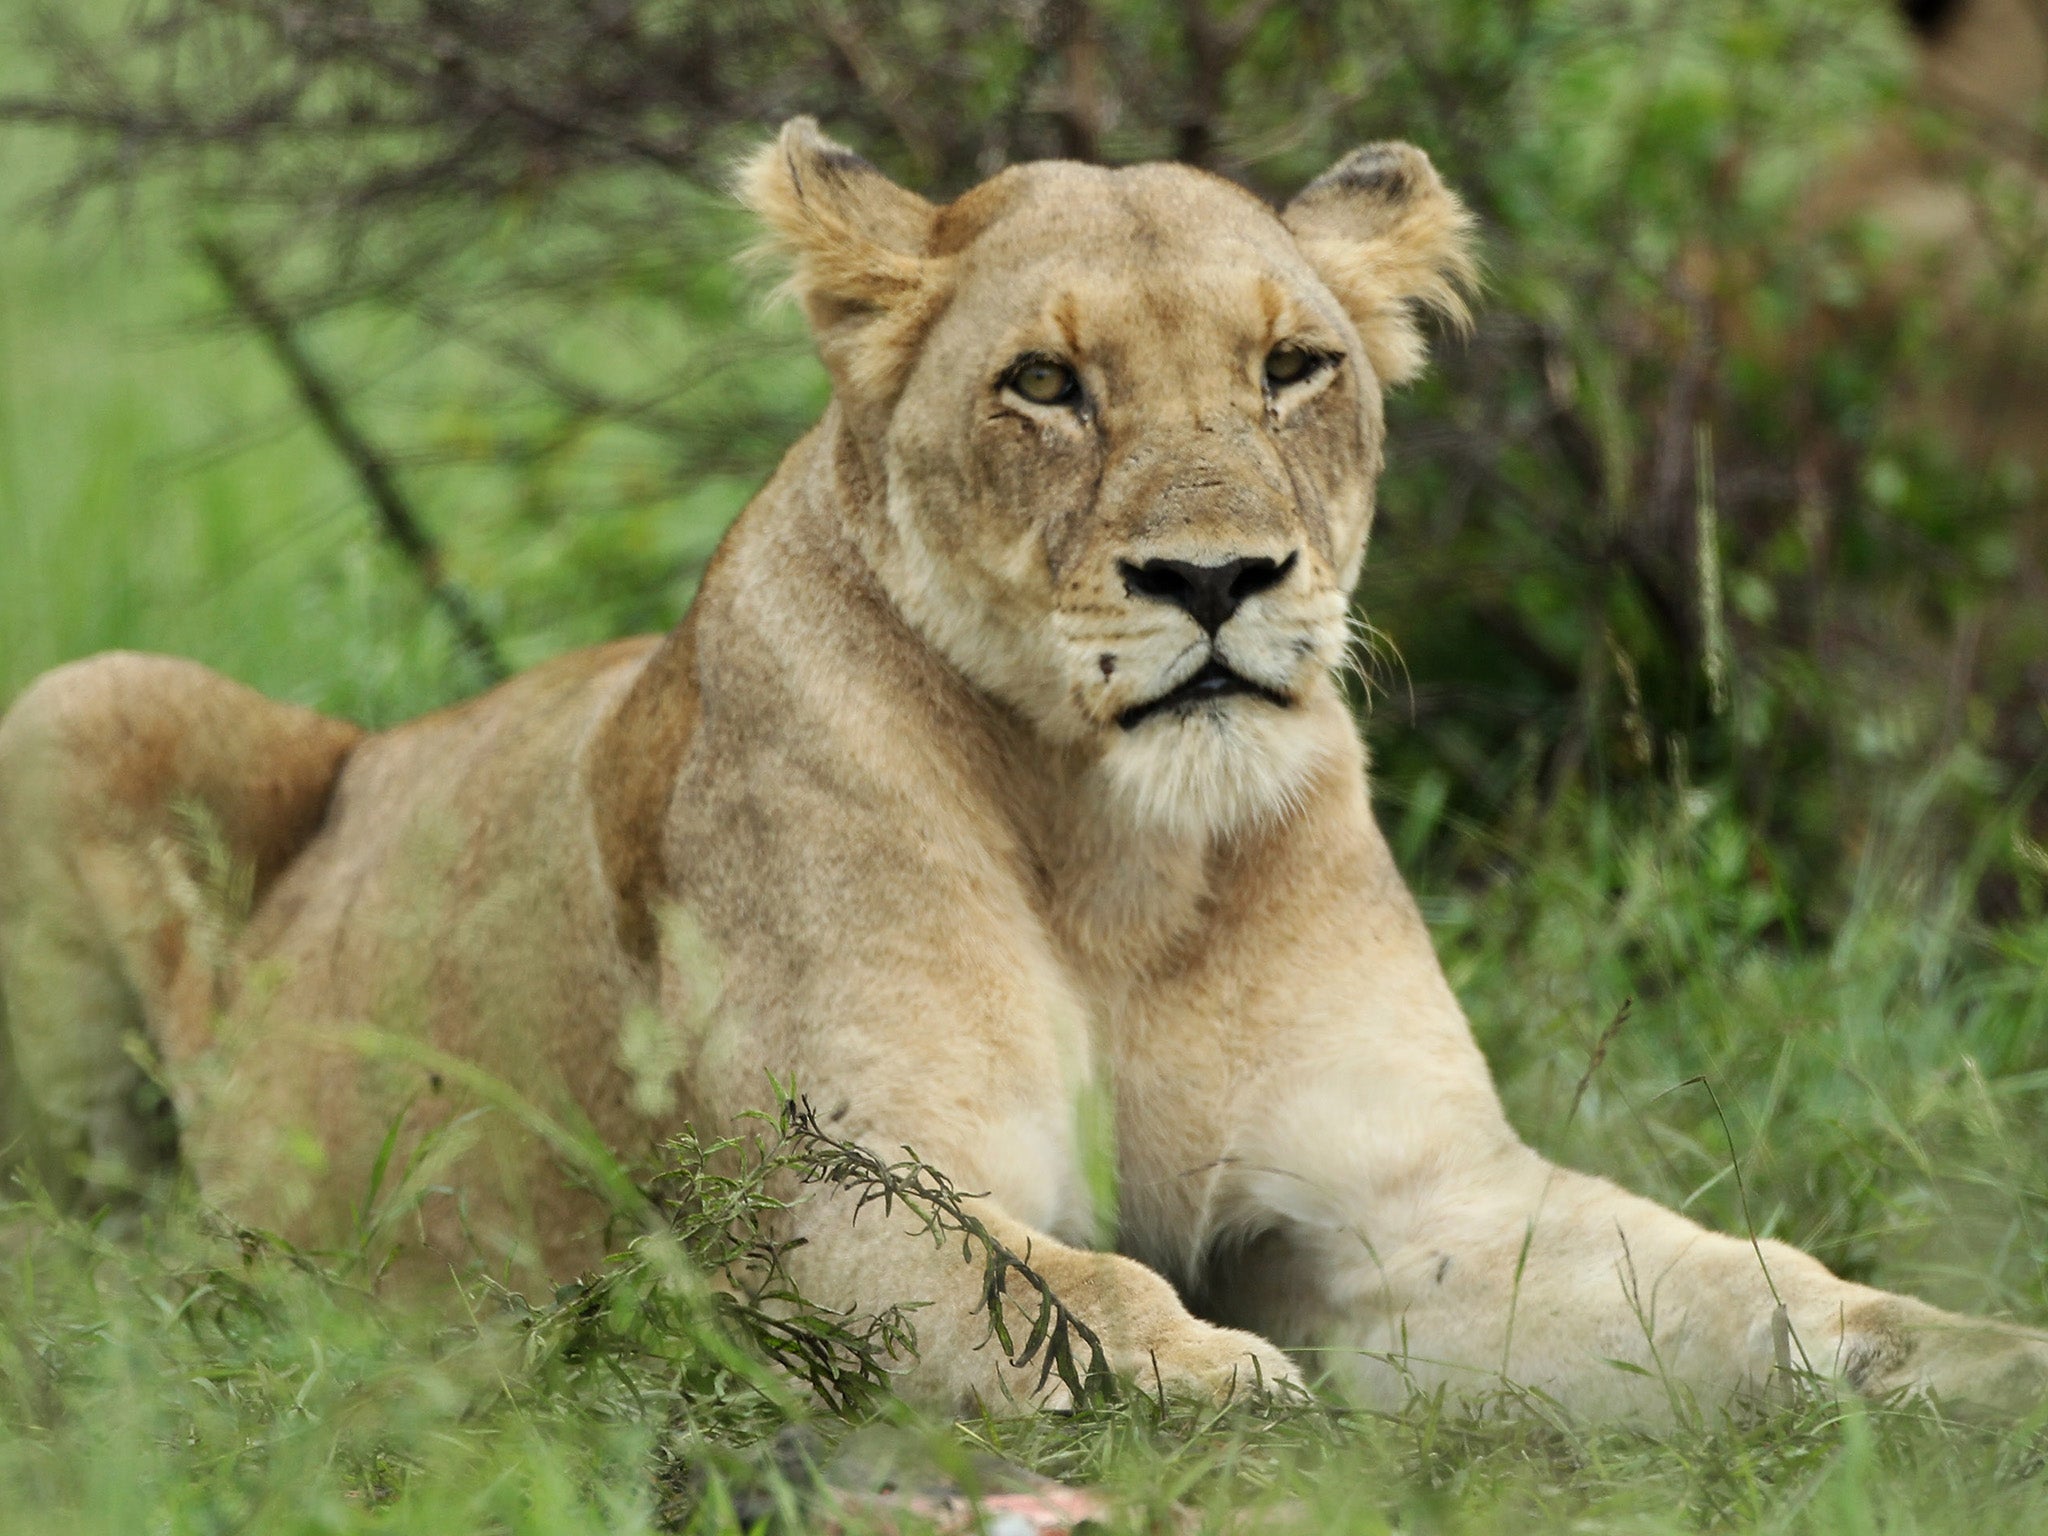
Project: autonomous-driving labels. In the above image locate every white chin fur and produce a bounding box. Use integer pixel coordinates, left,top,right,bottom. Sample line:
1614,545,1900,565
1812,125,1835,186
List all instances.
1096,700,1332,841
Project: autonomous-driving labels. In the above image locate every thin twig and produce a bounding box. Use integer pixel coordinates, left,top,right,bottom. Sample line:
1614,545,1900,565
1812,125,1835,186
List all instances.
1565,997,1633,1128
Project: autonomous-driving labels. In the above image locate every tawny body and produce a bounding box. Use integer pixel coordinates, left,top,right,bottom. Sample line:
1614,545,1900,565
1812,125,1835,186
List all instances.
4,121,2046,1417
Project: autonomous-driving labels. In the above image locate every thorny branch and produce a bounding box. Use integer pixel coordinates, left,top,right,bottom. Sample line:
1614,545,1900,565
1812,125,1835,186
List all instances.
780,1097,1121,1408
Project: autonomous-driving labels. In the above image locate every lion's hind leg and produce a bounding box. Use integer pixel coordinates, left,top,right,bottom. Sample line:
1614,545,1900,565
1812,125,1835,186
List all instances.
0,652,361,1205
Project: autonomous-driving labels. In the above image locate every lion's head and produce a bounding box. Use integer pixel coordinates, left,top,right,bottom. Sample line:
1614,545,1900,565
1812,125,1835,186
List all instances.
740,120,1476,838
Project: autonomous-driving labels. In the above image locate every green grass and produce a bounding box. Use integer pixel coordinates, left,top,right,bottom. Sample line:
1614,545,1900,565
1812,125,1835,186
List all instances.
5,838,2048,1536
9,84,2048,1536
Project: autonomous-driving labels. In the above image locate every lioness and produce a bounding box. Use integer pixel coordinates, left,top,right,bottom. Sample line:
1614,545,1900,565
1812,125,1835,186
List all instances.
2,120,2045,1418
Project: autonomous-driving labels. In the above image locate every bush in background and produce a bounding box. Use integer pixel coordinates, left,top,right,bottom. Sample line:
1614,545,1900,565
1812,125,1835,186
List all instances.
8,0,2045,925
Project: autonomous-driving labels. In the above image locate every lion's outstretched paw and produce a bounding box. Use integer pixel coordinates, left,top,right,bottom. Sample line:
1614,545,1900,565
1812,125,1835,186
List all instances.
1836,1299,2048,1417
1918,1326,2048,1417
1127,1322,1304,1406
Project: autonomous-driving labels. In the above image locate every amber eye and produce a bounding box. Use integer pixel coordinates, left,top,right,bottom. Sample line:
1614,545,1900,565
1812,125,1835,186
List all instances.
1006,358,1081,407
1264,344,1322,389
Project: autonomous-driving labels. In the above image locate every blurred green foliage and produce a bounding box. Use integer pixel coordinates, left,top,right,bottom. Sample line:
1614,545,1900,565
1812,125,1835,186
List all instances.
10,0,2043,916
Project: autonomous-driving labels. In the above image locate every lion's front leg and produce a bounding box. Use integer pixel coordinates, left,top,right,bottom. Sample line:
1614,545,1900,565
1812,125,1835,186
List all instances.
1119,773,2048,1422
1233,1139,2048,1419
769,1168,1295,1410
690,1061,1295,1409
669,790,1294,1411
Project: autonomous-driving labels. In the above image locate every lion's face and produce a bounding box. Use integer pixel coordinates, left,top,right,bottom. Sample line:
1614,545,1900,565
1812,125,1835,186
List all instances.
741,126,1475,836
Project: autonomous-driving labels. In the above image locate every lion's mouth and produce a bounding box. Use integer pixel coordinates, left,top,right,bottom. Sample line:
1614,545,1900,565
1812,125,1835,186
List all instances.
1117,659,1292,731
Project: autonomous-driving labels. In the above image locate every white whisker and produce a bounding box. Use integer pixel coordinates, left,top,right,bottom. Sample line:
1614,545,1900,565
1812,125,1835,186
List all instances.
1341,610,1413,724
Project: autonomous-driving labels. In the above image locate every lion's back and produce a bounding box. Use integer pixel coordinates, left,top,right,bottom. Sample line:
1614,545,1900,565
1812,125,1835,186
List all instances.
189,634,669,1272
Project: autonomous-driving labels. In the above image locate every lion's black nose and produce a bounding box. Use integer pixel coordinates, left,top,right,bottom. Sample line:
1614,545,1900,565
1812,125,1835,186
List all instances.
1119,552,1297,636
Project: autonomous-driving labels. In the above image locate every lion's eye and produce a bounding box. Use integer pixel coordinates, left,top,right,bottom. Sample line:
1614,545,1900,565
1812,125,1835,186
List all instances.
1264,345,1322,389
1006,358,1080,407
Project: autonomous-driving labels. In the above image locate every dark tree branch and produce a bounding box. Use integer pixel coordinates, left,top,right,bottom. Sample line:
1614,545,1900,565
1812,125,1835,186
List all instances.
1174,0,1283,166
1045,0,1106,163
197,234,506,685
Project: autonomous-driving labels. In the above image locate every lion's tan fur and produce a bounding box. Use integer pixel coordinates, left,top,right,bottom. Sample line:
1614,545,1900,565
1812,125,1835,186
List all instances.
4,121,2046,1416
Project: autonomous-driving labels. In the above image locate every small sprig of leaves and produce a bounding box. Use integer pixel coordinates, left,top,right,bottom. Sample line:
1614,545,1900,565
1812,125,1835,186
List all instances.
779,1097,1119,1409
507,1110,916,1419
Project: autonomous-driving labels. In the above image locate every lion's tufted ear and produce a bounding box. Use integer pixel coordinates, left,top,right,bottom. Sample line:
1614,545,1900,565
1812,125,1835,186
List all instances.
1282,143,1479,387
735,118,949,400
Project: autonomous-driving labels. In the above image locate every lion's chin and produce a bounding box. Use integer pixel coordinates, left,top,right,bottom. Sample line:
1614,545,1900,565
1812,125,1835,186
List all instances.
1094,701,1333,841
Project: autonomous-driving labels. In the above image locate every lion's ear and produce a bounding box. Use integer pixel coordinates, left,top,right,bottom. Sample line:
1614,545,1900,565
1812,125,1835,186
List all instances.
1282,143,1478,387
735,118,947,399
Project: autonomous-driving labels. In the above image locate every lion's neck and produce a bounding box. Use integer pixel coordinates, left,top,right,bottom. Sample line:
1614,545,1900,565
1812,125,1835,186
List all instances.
1035,774,1223,979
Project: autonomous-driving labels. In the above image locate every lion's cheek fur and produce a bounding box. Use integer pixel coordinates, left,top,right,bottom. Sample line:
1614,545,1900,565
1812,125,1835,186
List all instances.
872,481,1091,742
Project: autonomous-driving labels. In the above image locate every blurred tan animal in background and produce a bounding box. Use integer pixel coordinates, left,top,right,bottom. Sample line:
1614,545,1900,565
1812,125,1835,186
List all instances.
1840,0,2048,465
